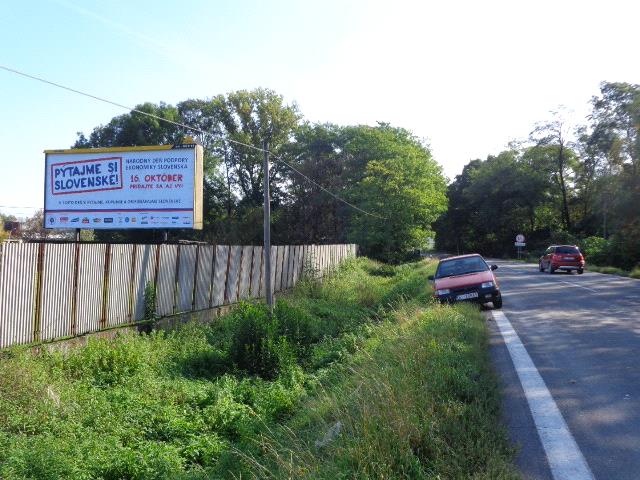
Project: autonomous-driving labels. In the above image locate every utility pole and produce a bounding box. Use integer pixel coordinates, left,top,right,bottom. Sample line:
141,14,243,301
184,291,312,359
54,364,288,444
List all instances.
263,140,273,313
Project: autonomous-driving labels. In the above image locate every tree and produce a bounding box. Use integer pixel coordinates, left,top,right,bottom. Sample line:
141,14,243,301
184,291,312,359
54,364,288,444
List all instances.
178,90,302,243
276,123,350,244
75,102,184,148
198,89,301,208
590,82,640,171
529,111,578,232
435,150,553,256
581,82,640,239
434,160,483,254
71,91,448,260
19,210,73,241
347,125,447,262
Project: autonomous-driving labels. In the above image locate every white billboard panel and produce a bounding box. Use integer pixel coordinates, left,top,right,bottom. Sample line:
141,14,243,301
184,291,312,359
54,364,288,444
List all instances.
44,143,203,229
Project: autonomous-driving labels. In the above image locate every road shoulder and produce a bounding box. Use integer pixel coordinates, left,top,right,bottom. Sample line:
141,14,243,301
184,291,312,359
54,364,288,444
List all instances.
486,310,554,480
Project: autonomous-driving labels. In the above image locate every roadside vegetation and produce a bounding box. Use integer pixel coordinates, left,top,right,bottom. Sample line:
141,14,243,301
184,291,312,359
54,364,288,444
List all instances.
0,258,517,479
516,236,640,278
435,82,640,273
586,265,640,279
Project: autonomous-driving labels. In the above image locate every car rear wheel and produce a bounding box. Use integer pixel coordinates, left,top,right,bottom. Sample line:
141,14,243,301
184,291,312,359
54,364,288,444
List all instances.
548,263,555,274
578,268,584,274
539,262,544,272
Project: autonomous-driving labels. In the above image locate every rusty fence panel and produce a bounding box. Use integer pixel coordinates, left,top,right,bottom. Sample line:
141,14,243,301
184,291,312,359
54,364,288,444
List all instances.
211,245,229,307
286,245,295,288
194,245,214,310
0,243,38,348
319,245,326,277
290,245,299,287
273,246,281,292
270,246,278,293
131,245,158,321
76,244,107,334
156,244,178,316
106,244,134,327
0,242,357,349
238,246,253,301
176,245,197,313
250,246,262,298
40,244,75,341
259,247,267,297
299,245,307,280
281,246,290,290
225,246,242,304
295,245,304,283
315,245,322,276
283,246,291,288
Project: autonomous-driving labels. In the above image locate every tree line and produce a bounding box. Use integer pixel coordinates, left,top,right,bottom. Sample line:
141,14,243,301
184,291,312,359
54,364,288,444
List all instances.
66,89,447,262
435,82,640,269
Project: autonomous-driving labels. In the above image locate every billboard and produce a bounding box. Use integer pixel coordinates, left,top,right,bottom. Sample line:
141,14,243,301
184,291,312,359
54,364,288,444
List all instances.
44,142,203,229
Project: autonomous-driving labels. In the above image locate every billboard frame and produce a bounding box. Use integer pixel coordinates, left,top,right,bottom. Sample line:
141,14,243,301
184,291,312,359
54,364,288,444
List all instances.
43,141,204,230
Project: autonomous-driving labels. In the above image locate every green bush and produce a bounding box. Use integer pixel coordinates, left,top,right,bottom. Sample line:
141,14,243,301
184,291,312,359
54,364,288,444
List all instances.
1,258,462,480
608,222,640,268
630,266,640,279
273,300,320,355
228,303,296,379
144,281,157,320
579,236,610,265
63,335,146,387
550,230,578,246
590,265,627,276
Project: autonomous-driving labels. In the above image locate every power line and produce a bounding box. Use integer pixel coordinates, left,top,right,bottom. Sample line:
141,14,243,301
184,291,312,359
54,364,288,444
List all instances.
0,205,40,209
274,157,386,219
0,64,386,219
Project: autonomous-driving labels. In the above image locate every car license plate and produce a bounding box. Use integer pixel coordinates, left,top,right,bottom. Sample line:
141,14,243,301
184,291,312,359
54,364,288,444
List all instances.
563,257,573,260
456,292,478,301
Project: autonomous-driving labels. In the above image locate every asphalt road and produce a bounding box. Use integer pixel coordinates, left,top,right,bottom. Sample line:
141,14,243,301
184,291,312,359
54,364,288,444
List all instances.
487,261,640,480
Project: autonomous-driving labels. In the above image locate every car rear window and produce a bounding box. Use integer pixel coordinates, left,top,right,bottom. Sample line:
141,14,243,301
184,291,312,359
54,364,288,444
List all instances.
556,246,580,254
436,256,488,278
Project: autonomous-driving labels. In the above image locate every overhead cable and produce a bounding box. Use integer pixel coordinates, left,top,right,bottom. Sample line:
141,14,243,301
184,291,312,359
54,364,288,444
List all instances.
0,64,386,219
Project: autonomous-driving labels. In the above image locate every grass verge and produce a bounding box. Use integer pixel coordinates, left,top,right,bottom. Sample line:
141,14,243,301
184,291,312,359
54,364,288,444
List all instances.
587,264,640,278
0,258,518,479
242,302,518,479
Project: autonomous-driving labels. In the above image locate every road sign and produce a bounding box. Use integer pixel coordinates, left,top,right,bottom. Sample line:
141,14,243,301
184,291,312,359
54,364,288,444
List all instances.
515,242,526,247
516,234,525,243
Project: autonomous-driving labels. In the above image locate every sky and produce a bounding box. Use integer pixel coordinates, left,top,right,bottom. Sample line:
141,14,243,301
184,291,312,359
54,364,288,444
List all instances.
1,0,639,219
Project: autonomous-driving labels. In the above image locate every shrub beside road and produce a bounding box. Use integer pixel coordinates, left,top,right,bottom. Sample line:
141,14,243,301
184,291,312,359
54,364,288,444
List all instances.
0,258,518,479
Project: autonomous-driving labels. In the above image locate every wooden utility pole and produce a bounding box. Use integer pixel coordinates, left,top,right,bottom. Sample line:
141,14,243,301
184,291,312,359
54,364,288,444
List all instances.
263,140,273,312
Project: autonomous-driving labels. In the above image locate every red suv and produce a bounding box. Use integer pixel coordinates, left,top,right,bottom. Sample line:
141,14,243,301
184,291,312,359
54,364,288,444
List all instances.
429,254,502,308
539,245,585,274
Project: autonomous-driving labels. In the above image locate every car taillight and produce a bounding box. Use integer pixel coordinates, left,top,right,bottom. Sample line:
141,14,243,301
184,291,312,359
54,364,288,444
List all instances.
552,254,560,260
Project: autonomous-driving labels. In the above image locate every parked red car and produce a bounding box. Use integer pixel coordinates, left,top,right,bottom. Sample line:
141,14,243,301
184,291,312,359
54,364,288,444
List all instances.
539,245,585,274
429,254,502,308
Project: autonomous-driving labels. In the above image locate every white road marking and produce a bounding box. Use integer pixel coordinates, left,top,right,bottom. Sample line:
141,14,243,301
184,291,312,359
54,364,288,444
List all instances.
492,310,595,480
556,280,598,293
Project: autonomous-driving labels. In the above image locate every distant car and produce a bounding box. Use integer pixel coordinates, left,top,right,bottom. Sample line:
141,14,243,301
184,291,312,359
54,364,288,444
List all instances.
428,254,502,308
539,245,585,274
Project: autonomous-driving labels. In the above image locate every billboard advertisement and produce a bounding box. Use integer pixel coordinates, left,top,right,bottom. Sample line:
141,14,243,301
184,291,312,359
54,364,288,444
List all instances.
44,142,203,229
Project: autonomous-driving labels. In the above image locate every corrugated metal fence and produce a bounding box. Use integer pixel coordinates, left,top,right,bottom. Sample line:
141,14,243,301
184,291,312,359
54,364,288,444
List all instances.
0,242,357,349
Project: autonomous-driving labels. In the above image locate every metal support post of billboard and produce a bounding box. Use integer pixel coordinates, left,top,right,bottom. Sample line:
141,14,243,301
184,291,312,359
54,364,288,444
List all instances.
75,228,80,242
263,140,273,314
